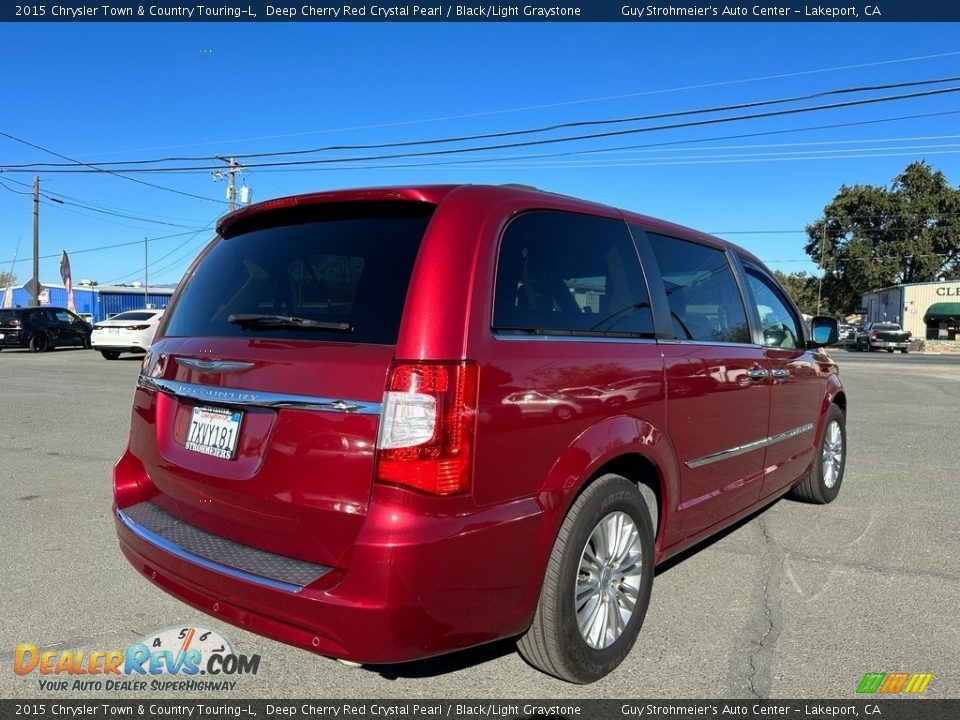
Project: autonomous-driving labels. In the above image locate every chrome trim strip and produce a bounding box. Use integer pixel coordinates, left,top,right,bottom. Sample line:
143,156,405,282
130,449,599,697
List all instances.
116,508,303,594
175,358,255,373
685,422,815,469
493,334,658,345
138,376,381,415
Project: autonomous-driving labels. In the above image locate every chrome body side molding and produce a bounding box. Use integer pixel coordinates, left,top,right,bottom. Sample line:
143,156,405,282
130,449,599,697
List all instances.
686,423,815,469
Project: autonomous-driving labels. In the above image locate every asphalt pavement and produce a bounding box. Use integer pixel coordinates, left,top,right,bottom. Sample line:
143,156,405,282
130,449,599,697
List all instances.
1,347,957,699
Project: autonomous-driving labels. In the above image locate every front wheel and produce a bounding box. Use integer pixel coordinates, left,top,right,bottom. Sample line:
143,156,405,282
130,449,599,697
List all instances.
901,348,909,354
517,474,655,683
789,405,846,504
100,350,120,360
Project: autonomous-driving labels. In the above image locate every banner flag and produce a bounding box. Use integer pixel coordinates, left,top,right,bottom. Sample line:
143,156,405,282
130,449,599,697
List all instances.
59,250,75,312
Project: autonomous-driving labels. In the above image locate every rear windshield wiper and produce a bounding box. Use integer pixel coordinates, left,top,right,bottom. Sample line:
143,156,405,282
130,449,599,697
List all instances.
227,314,353,332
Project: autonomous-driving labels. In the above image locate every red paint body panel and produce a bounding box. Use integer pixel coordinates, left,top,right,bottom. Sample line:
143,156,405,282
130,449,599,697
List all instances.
113,184,845,665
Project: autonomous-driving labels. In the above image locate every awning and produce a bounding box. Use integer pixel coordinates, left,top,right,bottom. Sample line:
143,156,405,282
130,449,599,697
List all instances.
923,302,960,322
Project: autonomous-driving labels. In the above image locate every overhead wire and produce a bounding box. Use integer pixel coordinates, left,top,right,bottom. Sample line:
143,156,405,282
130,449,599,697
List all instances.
6,84,960,175
0,130,227,203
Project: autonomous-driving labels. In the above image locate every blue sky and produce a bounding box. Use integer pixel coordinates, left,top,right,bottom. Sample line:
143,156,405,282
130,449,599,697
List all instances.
1,22,960,287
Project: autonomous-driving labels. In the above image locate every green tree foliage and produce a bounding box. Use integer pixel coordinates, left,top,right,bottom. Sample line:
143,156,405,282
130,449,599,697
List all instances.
773,270,823,316
0,270,16,288
805,161,960,313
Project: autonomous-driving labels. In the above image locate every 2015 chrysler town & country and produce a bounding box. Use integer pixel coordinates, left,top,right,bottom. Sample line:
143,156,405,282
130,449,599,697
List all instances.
113,184,846,683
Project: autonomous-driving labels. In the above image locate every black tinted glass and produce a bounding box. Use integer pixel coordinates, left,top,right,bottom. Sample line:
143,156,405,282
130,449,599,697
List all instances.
113,311,156,321
162,204,432,344
647,233,750,344
743,266,802,349
494,211,654,337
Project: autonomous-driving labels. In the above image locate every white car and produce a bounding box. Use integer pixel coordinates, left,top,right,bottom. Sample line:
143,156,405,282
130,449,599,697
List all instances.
91,309,164,360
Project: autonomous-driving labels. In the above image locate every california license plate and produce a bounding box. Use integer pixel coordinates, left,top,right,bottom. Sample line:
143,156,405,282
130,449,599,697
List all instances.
185,406,242,460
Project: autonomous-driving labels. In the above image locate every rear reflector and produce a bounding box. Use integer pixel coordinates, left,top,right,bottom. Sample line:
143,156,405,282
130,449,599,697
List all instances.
375,361,479,496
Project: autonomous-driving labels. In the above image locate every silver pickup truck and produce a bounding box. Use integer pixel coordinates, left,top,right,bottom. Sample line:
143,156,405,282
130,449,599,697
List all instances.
857,322,912,352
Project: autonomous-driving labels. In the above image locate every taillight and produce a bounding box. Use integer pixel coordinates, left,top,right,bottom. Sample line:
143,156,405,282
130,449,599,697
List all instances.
375,361,479,496
870,330,877,338
93,325,104,330
7,319,21,327
906,331,912,339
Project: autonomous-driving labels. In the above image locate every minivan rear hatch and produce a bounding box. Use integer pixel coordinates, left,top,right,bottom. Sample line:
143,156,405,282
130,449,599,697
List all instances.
125,201,435,569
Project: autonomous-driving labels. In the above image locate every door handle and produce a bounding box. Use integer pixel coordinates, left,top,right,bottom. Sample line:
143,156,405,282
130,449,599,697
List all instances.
746,368,769,380
771,368,790,379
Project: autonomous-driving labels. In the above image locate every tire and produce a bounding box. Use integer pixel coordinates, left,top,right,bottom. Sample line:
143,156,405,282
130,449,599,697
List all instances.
83,334,92,350
901,348,909,354
887,348,895,353
29,333,49,353
518,474,655,683
101,350,121,360
789,405,846,504
554,405,574,422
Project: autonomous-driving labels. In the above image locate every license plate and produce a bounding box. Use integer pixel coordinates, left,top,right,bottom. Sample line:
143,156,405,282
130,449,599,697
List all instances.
185,406,243,460
108,327,120,333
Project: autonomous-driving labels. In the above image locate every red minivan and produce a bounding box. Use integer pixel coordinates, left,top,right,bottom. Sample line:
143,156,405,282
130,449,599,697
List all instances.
113,185,846,683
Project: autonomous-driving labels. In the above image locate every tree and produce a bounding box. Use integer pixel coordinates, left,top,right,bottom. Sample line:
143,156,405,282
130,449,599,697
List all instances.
0,270,16,289
805,161,960,314
773,270,823,316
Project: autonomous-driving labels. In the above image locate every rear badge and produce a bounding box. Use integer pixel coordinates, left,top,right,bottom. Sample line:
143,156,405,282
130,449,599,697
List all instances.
184,405,243,460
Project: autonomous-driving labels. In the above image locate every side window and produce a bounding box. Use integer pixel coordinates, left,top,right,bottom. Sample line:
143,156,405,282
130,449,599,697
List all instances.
54,310,74,324
493,211,654,337
742,265,803,350
646,233,750,344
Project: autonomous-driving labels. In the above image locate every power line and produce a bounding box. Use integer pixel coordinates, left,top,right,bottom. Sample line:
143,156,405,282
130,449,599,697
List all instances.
72,49,960,157
7,84,960,175
9,76,960,170
0,175,210,223
13,229,210,265
0,130,227,203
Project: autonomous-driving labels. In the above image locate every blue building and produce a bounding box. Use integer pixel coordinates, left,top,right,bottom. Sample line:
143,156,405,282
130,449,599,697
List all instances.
2,282,176,322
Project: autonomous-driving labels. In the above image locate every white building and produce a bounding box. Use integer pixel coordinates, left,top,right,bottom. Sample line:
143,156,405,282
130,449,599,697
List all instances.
862,280,960,340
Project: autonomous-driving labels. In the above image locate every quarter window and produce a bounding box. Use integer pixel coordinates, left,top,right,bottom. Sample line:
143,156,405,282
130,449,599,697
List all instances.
645,233,750,344
494,212,654,337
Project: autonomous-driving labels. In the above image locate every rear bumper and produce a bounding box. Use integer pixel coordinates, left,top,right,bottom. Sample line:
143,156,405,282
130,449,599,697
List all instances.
94,345,148,353
0,333,29,348
869,340,909,349
114,487,547,664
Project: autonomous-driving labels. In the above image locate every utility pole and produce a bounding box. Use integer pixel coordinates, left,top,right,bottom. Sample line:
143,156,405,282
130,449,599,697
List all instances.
816,218,826,315
32,176,39,306
144,236,148,308
213,157,245,213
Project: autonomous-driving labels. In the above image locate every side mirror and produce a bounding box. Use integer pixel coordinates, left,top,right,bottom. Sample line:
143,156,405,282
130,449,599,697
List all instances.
808,316,839,348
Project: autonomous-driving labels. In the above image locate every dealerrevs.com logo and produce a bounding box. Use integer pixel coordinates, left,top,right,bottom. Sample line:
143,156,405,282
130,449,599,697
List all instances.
14,627,260,692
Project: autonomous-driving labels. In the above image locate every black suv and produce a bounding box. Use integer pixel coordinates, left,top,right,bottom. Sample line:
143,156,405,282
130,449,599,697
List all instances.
0,307,92,352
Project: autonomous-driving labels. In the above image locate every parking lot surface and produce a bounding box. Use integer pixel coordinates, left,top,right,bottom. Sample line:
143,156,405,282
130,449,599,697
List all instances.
2,348,958,699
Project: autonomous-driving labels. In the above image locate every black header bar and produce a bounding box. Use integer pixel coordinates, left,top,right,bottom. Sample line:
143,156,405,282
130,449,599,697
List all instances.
3,0,959,22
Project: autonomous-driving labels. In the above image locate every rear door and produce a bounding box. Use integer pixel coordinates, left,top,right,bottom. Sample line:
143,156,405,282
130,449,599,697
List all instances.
129,202,435,567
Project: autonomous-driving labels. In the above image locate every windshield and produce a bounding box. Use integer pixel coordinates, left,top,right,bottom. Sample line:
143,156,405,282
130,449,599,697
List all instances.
161,203,433,345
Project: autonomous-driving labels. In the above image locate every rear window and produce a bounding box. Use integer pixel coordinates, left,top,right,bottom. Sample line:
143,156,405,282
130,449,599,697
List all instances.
874,323,901,330
161,203,433,344
111,311,158,321
0,310,17,320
